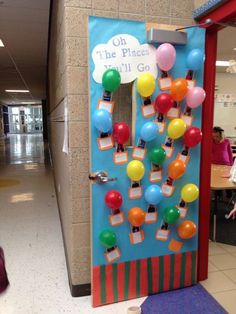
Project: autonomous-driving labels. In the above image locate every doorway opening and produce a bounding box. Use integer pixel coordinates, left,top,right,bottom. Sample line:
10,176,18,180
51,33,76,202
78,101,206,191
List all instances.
209,26,236,245
195,0,236,281
7,105,43,134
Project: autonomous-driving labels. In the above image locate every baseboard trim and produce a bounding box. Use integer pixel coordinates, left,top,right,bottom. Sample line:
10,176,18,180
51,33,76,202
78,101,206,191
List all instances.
71,283,91,297
49,144,91,298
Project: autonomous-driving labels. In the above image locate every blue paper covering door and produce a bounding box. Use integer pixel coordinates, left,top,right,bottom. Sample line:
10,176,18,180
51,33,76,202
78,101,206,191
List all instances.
88,16,205,307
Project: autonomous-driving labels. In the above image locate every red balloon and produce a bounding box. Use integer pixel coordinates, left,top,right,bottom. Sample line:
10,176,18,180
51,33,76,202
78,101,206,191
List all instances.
113,122,130,144
105,190,122,209
183,127,202,148
154,93,174,114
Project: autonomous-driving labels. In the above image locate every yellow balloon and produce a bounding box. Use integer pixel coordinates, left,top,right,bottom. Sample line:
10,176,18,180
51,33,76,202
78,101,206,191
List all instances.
137,72,156,97
181,184,199,203
126,160,145,181
167,118,186,139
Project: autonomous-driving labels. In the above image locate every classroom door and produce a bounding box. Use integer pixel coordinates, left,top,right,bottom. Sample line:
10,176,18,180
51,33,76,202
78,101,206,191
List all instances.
89,16,205,307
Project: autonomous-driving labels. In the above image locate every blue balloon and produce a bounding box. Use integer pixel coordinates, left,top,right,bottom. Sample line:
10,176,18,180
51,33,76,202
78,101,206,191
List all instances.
186,49,204,71
93,109,112,133
140,122,158,142
145,185,163,205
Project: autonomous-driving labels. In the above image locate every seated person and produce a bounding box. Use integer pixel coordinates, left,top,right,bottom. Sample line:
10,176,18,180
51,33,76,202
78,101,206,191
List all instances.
212,126,233,166
226,203,236,219
212,126,234,199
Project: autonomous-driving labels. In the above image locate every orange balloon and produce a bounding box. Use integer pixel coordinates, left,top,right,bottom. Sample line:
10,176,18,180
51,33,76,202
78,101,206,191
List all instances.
128,207,145,227
170,78,188,102
178,220,197,239
168,159,186,179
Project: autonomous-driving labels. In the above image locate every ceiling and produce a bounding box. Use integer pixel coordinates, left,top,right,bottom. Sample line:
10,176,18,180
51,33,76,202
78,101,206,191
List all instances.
0,2,235,105
217,26,236,73
0,0,50,105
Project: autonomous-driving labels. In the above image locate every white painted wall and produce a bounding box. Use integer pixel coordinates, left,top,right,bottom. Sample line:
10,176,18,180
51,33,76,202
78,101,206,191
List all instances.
214,72,236,141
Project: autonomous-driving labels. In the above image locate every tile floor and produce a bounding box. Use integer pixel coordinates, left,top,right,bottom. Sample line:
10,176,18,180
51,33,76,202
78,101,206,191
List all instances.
203,241,236,313
0,134,145,314
1,134,236,313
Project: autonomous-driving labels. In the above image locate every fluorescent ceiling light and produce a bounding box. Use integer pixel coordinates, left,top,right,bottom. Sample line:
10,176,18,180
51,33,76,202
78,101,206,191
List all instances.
216,61,230,66
20,101,38,104
0,39,4,47
5,89,29,93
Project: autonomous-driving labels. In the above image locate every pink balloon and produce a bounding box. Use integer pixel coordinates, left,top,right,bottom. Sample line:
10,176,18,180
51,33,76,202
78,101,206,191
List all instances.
156,43,176,72
186,87,206,109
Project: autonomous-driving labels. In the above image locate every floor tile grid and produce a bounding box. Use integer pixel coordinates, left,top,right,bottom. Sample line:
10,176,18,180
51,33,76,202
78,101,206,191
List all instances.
201,242,236,313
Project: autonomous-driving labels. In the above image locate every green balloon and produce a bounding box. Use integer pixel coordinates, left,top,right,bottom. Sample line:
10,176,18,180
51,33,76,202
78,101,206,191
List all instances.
102,69,121,92
163,206,180,224
149,147,166,165
99,229,117,248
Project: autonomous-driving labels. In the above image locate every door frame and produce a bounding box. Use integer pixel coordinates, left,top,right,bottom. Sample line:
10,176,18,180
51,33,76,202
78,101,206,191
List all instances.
197,0,236,281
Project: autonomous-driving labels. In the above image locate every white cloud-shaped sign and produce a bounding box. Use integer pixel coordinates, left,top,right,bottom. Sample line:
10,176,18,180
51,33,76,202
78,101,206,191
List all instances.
92,34,157,84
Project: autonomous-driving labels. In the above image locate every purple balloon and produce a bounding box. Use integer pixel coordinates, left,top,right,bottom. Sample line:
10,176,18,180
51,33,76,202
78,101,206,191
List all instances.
186,87,206,109
156,43,176,72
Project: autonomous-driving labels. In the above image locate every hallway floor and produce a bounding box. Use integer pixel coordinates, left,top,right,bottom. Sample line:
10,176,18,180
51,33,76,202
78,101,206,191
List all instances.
0,134,144,313
0,134,236,313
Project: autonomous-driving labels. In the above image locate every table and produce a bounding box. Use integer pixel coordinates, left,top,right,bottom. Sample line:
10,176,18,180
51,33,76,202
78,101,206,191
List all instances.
211,164,236,241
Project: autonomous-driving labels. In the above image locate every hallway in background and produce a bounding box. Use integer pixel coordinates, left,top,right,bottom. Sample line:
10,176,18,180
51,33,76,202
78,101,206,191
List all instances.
0,134,144,313
0,134,69,313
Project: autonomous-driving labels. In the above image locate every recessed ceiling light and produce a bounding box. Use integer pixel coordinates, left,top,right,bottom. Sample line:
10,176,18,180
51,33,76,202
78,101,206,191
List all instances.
0,39,4,47
234,48,236,51
20,101,38,104
5,89,29,93
216,61,230,66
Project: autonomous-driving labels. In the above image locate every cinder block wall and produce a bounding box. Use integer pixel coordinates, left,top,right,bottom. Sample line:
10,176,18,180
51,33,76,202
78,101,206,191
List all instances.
48,0,196,296
194,0,207,9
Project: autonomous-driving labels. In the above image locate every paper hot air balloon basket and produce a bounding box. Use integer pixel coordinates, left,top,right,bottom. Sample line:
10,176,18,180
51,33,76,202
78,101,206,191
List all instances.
180,113,194,127
158,76,173,91
161,183,175,197
149,169,162,182
141,104,155,118
168,238,183,252
105,247,121,263
145,212,158,224
128,186,143,199
97,136,114,150
97,99,115,114
132,147,146,160
162,143,174,158
156,229,170,241
166,106,181,119
186,79,196,89
109,212,125,226
177,206,189,219
176,153,190,165
113,151,128,164
129,230,144,244
153,120,166,134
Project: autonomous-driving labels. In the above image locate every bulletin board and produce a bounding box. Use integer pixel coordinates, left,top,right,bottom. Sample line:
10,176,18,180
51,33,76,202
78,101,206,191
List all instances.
88,16,205,307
